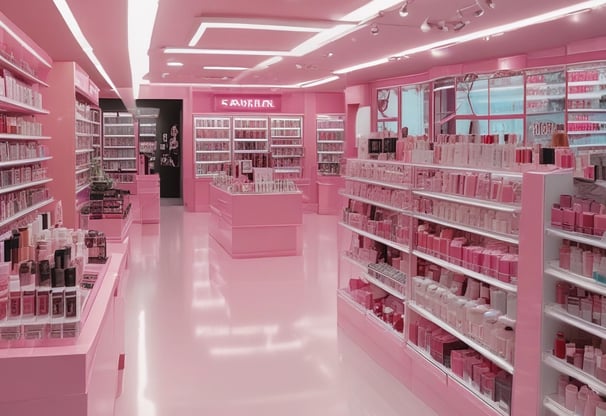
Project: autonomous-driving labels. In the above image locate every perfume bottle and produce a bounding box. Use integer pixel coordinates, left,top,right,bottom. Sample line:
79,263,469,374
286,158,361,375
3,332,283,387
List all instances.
51,268,65,319
64,267,79,319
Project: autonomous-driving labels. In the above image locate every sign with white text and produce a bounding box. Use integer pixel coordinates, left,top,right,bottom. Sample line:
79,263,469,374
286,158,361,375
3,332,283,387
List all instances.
214,95,281,112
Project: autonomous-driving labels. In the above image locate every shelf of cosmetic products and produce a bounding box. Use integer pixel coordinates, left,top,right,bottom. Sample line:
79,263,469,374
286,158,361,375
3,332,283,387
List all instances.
409,273,516,374
194,116,232,177
543,374,606,416
407,319,513,416
75,101,101,163
0,218,109,344
0,68,47,115
339,206,411,253
270,117,303,179
341,254,407,300
525,71,566,115
211,174,299,195
102,112,136,181
317,116,344,176
566,67,606,147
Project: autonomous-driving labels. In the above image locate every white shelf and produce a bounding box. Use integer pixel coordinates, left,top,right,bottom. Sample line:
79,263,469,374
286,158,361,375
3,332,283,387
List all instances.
233,139,267,142
340,191,412,215
317,128,344,132
103,123,134,127
568,120,606,124
413,213,519,245
413,190,521,213
196,150,230,154
75,167,90,175
343,176,411,191
408,301,514,374
543,395,573,416
195,138,231,142
543,353,606,396
233,150,268,154
0,54,49,87
413,250,518,293
196,160,230,164
0,178,52,195
568,80,606,86
271,144,303,148
194,126,230,130
544,261,606,297
103,157,136,161
546,227,606,250
317,140,344,144
0,96,49,115
75,148,94,154
0,134,50,141
526,110,565,116
339,221,410,253
526,82,566,88
568,131,606,135
407,342,509,416
75,183,90,194
568,92,606,99
271,135,301,138
274,167,301,173
526,94,566,101
544,303,606,339
408,162,523,178
271,154,302,158
76,117,101,125
233,128,267,131
139,133,156,137
0,198,54,229
103,146,135,149
318,151,344,154
567,108,606,113
0,156,51,168
342,255,405,300
103,134,134,138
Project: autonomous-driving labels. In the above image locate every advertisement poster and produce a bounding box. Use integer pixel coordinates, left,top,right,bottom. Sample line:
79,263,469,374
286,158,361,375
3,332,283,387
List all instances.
526,113,565,146
160,123,180,167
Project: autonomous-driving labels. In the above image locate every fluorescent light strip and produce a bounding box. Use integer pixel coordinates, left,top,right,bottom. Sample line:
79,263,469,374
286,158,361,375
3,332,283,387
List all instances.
290,24,356,56
165,47,287,56
335,0,606,74
167,62,183,67
203,66,249,71
0,18,51,67
189,20,325,47
128,0,158,99
153,81,300,89
340,0,404,22
255,56,283,69
53,0,119,92
299,75,340,88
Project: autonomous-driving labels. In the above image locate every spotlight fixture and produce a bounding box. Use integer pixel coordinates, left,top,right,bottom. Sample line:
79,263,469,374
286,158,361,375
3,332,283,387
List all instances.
399,1,409,17
486,0,495,9
420,17,431,32
453,21,466,31
474,6,485,17
370,23,380,35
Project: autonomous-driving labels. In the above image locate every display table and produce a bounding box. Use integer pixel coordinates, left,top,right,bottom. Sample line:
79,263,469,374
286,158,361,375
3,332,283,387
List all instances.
0,253,127,416
209,184,303,258
135,174,160,224
317,175,344,215
87,208,132,243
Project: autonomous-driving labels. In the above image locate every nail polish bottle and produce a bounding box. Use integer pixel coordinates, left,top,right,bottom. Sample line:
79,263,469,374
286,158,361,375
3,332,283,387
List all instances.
51,268,65,319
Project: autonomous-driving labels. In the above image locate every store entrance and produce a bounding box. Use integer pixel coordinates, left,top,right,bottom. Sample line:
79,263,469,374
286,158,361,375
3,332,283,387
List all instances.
136,99,182,200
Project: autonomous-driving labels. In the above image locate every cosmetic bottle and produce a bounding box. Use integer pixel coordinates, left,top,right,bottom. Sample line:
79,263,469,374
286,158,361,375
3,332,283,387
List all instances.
495,372,513,413
565,384,579,411
596,402,606,416
8,275,20,318
584,391,601,416
557,375,569,402
576,385,589,415
554,332,566,359
64,267,79,319
51,268,65,319
36,259,51,317
583,348,596,376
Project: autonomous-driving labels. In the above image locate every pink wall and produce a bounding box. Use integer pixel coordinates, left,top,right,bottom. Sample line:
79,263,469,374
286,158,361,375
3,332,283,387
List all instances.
144,86,345,211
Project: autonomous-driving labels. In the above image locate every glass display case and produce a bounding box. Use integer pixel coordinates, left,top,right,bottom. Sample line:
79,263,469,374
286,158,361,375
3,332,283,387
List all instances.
525,69,566,146
317,115,345,176
270,116,303,179
193,116,231,177
401,83,430,136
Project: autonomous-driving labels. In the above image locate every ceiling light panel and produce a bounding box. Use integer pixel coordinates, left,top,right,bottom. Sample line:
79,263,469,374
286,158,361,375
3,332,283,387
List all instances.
203,66,249,71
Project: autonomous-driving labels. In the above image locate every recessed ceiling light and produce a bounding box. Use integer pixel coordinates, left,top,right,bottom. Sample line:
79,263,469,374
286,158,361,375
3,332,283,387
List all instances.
167,62,183,67
203,66,249,71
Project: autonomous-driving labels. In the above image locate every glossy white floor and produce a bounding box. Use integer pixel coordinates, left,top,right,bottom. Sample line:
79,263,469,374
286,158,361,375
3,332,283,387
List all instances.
115,206,437,416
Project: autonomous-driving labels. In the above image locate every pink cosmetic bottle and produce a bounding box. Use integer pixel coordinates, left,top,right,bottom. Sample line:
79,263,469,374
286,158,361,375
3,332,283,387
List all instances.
565,384,579,411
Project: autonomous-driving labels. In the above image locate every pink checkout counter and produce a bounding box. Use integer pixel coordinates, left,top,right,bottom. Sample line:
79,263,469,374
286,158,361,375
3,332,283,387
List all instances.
0,243,129,415
209,183,303,258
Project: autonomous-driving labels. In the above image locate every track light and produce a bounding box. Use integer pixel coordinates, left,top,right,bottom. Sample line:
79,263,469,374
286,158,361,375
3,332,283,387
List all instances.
486,0,495,9
453,21,466,31
474,6,485,17
399,1,409,17
370,24,380,35
420,17,431,32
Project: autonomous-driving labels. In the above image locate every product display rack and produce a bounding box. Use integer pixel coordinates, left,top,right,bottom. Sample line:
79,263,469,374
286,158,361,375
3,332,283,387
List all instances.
75,102,101,192
233,116,269,169
0,17,53,233
566,64,606,148
270,116,303,179
338,158,533,416
193,116,231,177
102,111,137,184
317,115,345,176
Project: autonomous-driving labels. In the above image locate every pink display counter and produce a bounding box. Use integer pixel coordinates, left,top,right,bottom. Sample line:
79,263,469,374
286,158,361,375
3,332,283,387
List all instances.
209,185,303,258
87,208,133,243
0,253,127,416
135,174,160,224
317,176,344,215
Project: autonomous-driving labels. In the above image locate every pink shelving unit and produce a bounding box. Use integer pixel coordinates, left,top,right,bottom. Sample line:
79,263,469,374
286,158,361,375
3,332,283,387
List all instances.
0,252,128,416
336,159,569,416
209,184,303,258
43,61,100,229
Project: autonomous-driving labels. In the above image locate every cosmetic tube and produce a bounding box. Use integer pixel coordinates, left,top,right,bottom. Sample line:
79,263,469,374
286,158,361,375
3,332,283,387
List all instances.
565,384,578,411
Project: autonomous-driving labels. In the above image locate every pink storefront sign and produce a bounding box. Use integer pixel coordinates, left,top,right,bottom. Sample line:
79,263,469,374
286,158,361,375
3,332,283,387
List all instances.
214,94,281,112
